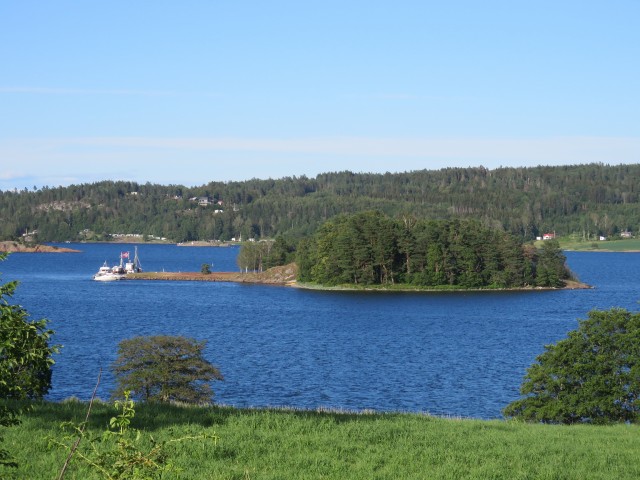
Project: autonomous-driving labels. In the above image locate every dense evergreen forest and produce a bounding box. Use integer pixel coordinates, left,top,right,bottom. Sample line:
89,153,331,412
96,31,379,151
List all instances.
1,163,639,243
295,211,570,288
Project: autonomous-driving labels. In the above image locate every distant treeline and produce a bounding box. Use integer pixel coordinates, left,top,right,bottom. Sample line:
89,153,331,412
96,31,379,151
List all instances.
1,163,639,243
293,211,570,288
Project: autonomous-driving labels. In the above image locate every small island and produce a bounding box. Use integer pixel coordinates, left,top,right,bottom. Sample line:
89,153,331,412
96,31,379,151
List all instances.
0,241,81,253
130,212,590,291
294,212,580,290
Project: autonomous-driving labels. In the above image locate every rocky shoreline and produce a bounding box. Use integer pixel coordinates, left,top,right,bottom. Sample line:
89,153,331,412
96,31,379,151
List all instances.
0,241,81,253
294,279,592,292
126,264,298,285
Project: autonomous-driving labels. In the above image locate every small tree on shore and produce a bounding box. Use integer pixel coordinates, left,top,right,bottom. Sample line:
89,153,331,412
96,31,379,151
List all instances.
503,308,640,424
111,335,223,404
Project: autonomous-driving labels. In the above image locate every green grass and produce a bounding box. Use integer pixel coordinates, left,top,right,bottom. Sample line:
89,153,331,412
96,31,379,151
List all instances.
541,237,640,252
3,401,640,479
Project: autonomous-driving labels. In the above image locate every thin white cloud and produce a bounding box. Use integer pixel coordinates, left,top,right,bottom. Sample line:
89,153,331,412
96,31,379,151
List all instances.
1,135,638,190
0,87,454,102
342,93,461,101
0,169,25,180
52,135,640,163
0,86,222,97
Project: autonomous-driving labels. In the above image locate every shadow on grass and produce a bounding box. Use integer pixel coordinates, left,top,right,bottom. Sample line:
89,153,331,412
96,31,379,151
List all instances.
13,399,417,432
15,400,230,431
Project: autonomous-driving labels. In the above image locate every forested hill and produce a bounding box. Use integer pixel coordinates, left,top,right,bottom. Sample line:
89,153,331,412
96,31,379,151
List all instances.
296,212,571,289
1,163,639,243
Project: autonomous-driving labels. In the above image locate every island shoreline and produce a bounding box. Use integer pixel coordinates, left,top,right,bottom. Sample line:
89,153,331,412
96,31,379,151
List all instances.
124,269,591,291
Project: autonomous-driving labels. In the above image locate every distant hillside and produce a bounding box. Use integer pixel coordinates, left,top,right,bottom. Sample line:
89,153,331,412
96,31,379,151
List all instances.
1,163,639,243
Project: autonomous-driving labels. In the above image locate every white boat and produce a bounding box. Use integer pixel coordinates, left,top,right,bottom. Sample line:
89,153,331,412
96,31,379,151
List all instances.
92,261,126,281
92,247,143,281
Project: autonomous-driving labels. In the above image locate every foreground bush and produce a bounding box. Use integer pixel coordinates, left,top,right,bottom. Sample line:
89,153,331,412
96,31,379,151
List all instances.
504,308,640,424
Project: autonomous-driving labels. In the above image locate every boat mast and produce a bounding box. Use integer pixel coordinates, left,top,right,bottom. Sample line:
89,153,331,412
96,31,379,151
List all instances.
134,246,142,271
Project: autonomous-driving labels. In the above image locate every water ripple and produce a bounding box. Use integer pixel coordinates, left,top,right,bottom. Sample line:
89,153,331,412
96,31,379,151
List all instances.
3,246,639,418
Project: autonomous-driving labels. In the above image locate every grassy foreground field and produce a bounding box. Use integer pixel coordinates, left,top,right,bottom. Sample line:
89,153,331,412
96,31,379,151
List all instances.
3,401,640,479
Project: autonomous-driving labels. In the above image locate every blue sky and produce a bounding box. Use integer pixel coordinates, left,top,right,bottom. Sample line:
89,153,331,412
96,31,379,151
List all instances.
1,1,638,190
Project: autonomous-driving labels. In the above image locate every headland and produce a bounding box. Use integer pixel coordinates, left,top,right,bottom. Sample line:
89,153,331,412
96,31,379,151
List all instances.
0,241,81,253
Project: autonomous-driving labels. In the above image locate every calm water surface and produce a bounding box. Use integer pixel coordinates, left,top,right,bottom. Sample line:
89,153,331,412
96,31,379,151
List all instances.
3,244,640,419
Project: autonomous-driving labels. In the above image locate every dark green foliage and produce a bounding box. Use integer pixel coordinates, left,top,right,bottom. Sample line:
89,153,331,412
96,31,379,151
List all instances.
307,212,400,285
200,263,211,274
535,240,569,287
299,212,569,288
0,297,55,401
295,237,318,283
2,164,640,243
111,335,223,404
0,252,57,468
263,235,296,269
503,308,640,424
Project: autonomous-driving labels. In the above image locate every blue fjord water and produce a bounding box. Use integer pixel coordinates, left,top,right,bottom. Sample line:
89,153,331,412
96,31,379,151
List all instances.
3,244,640,419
